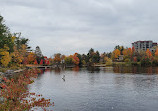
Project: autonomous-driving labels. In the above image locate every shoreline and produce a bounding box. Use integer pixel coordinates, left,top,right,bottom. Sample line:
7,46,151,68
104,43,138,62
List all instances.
0,68,26,82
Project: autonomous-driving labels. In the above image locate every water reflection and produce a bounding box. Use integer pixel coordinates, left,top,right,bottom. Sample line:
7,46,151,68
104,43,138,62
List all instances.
113,66,158,74
87,67,100,73
40,66,158,75
54,67,61,74
29,66,158,111
72,66,80,72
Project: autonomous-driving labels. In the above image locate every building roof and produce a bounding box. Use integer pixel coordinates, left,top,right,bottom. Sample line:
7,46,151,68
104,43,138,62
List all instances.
132,40,156,44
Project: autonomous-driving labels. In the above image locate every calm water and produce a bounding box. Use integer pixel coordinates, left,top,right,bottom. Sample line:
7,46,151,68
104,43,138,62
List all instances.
28,66,158,111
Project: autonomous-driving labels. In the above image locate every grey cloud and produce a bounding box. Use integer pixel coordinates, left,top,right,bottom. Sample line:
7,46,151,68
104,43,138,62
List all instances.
1,0,158,56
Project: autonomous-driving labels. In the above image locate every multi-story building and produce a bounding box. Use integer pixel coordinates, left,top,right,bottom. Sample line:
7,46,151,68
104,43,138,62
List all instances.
132,41,157,52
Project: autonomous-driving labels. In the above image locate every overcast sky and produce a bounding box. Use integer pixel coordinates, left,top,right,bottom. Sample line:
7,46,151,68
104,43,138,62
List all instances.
1,0,158,57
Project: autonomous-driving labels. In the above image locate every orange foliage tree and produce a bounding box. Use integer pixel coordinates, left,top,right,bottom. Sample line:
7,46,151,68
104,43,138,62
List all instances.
53,53,61,65
12,45,27,64
122,48,133,61
153,48,158,64
48,58,53,65
34,60,38,65
27,52,36,64
71,53,80,65
112,49,120,61
146,49,152,58
155,48,158,56
132,46,135,54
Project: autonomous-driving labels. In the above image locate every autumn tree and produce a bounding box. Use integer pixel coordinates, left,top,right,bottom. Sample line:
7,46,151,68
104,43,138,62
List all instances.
122,49,128,56
114,45,124,54
71,53,80,65
81,54,88,64
146,49,152,58
64,56,73,65
12,46,23,64
40,59,43,65
27,52,36,64
34,60,38,65
112,49,120,61
0,45,11,67
0,69,53,110
155,48,158,55
122,48,133,62
77,53,82,66
153,48,158,65
106,58,112,66
61,55,66,64
53,53,62,66
64,53,80,66
87,48,100,64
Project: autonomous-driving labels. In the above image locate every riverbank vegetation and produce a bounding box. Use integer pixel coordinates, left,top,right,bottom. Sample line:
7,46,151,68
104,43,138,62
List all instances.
0,69,53,111
0,15,54,110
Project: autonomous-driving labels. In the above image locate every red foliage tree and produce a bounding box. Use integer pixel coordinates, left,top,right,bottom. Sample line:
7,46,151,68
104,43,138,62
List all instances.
34,60,38,65
0,69,53,110
133,56,137,62
40,59,43,65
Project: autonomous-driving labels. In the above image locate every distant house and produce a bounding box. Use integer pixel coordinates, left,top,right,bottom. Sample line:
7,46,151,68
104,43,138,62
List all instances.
118,55,124,61
132,41,157,52
114,55,124,62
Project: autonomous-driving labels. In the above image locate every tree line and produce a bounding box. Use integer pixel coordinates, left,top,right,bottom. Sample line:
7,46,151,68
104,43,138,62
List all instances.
1,14,158,68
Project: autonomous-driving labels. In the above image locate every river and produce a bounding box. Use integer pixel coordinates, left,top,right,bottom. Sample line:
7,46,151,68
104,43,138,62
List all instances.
28,66,158,111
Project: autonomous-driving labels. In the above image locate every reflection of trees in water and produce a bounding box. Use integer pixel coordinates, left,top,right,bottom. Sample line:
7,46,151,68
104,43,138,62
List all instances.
39,68,51,74
132,66,137,74
114,73,158,91
113,65,158,74
44,68,51,72
87,67,100,73
102,67,114,73
72,66,80,72
113,66,130,73
147,67,152,74
156,67,158,74
38,66,158,75
54,67,61,74
40,69,44,74
132,76,157,90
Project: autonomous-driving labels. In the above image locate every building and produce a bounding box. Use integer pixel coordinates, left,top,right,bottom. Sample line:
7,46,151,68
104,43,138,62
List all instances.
118,55,124,61
132,41,157,52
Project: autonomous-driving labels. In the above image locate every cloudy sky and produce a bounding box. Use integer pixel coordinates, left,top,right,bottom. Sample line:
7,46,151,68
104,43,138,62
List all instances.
1,0,158,56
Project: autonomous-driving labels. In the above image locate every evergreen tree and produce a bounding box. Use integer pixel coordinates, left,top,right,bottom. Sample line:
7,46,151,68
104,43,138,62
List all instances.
35,46,43,57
